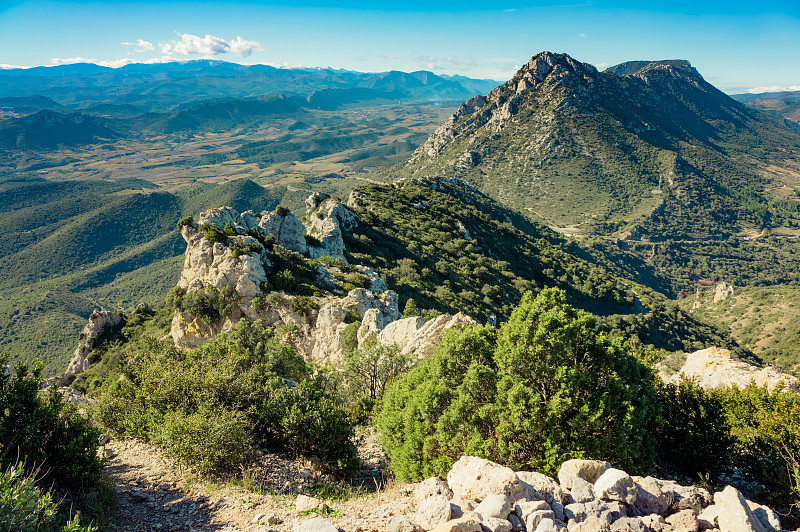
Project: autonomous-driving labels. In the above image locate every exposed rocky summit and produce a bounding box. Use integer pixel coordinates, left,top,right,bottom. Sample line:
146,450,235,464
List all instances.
170,195,476,363
657,346,799,392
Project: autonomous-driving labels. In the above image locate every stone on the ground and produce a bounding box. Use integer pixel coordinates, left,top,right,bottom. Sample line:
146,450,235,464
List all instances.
295,495,328,513
564,500,625,525
448,456,529,503
569,477,595,504
666,509,699,532
474,494,512,520
534,517,566,532
480,517,513,532
747,501,781,532
429,516,483,532
609,517,650,532
714,486,768,532
697,505,719,530
418,477,455,501
417,494,453,530
667,482,712,513
558,460,612,490
634,477,673,517
569,516,612,532
594,468,638,505
515,500,550,522
508,513,523,531
293,516,338,532
526,509,556,531
388,516,423,532
516,471,571,505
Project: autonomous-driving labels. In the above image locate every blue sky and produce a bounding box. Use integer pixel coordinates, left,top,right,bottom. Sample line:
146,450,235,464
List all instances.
0,1,798,93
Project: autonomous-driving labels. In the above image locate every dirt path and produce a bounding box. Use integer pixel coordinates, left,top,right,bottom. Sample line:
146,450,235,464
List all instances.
104,432,415,532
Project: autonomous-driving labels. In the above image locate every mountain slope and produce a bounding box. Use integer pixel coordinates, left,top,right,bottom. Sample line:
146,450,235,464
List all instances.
382,51,800,293
0,110,120,148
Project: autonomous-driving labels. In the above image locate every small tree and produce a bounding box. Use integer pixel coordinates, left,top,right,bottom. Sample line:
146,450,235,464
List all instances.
343,341,412,402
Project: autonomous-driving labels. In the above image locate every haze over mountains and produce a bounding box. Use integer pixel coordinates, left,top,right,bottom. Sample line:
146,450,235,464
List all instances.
2,53,800,376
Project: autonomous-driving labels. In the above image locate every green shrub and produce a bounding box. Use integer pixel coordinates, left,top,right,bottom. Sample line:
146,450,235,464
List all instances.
223,222,238,236
0,462,96,532
176,216,194,230
198,224,228,244
231,241,263,259
340,322,360,354
94,321,355,475
378,288,661,480
258,381,359,473
291,296,317,316
655,379,734,479
343,341,413,402
178,285,238,325
152,405,253,475
0,354,104,492
274,205,291,216
304,233,322,247
251,296,265,312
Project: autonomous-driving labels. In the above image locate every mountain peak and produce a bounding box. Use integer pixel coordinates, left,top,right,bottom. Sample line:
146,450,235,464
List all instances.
605,59,700,79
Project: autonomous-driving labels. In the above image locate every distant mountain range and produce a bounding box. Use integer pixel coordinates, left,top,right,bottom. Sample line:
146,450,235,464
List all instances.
0,60,500,113
730,90,800,124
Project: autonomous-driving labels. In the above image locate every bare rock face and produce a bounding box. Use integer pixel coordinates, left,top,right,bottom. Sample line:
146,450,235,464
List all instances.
657,346,799,392
259,209,308,254
378,312,478,358
177,225,269,298
198,206,260,232
306,192,357,263
557,460,612,490
63,308,124,379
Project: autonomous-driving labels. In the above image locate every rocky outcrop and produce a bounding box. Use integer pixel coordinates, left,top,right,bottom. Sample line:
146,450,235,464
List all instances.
399,457,784,532
377,312,477,358
259,209,308,254
657,346,799,392
306,192,357,263
63,309,124,382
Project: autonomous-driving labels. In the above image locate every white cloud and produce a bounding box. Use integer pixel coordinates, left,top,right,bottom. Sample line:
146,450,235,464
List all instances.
414,55,477,72
0,63,31,69
579,33,587,37
160,33,263,57
596,61,609,69
50,56,96,65
121,38,155,52
748,85,800,94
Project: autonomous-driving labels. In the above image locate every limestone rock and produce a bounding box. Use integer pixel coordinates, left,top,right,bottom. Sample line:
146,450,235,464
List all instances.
563,500,624,525
516,471,571,505
666,509,699,532
533,518,567,532
292,516,338,532
713,486,767,532
569,477,595,504
569,516,611,532
198,206,260,233
610,517,652,532
429,516,483,532
515,500,551,523
594,469,638,505
379,312,478,358
657,346,799,392
697,505,719,530
633,477,674,517
668,483,712,513
474,494,512,520
357,292,400,343
306,193,357,263
295,495,327,513
259,209,308,254
417,477,454,502
713,282,734,303
416,494,452,530
558,460,612,490
64,308,124,379
526,510,556,531
448,456,529,504
481,517,513,532
746,501,781,532
388,517,423,532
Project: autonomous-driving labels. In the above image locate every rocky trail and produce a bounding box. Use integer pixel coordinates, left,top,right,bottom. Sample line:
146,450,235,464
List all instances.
103,430,415,532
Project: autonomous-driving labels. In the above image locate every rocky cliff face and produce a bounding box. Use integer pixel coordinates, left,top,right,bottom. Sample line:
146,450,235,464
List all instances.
170,196,476,364
657,346,799,392
62,308,124,384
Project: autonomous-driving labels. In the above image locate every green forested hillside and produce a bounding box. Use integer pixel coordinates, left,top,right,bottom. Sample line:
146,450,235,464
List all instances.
0,177,301,374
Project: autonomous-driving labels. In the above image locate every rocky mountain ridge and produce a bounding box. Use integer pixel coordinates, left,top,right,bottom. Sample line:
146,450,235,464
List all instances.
170,193,475,364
